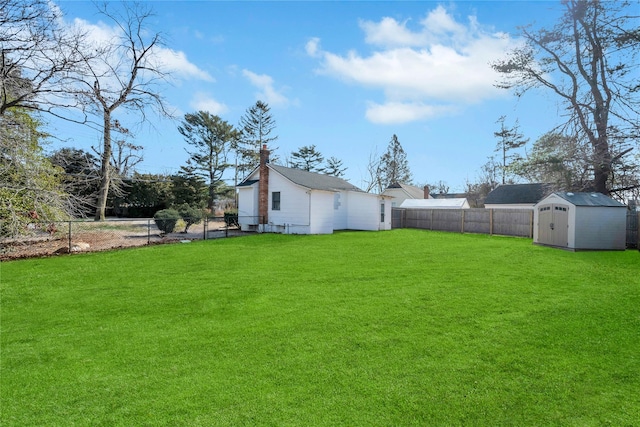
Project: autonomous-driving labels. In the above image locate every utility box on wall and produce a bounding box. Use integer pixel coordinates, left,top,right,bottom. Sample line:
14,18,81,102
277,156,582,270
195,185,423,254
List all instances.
533,192,627,251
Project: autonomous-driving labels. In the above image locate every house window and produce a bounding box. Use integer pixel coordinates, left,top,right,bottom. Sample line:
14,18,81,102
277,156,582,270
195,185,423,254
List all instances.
380,203,385,222
272,192,281,210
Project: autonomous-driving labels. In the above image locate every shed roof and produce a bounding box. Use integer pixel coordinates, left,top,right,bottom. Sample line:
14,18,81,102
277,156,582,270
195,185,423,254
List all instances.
399,198,469,209
485,183,549,205
269,164,363,192
551,192,626,207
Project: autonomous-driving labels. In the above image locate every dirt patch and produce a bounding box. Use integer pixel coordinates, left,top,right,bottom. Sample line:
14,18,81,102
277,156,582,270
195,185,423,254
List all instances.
0,220,248,261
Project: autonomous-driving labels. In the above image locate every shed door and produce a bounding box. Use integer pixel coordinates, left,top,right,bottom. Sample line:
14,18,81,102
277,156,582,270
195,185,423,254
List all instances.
538,204,569,247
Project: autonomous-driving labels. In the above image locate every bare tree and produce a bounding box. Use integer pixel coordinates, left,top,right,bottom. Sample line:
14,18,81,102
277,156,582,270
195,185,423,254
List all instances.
492,0,640,196
362,147,382,193
72,2,172,220
0,0,96,119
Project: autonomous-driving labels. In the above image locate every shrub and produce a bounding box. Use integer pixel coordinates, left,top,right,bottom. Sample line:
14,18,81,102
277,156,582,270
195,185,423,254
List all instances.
224,211,239,227
177,204,204,233
153,209,180,235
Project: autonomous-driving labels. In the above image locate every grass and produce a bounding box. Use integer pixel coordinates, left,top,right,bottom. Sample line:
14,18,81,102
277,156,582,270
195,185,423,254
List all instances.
1,229,639,426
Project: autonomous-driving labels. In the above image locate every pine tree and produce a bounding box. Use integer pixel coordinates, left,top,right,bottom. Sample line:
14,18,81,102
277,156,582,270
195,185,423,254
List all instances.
178,111,238,211
325,157,347,177
290,145,325,172
236,101,278,178
494,116,529,185
377,134,412,192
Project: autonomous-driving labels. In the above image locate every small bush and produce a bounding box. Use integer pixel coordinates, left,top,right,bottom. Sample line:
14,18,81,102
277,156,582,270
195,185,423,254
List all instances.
177,204,204,233
153,209,180,234
224,211,239,227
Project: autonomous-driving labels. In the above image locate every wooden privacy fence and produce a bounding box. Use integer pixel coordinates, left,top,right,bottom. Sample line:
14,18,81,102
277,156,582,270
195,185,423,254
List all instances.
392,208,534,238
393,208,640,248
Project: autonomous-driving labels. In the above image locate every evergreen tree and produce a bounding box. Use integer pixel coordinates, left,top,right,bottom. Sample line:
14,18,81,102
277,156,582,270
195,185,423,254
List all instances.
325,156,347,177
377,134,412,192
178,111,238,211
0,108,72,236
290,145,325,172
236,100,278,178
494,116,529,185
49,148,101,216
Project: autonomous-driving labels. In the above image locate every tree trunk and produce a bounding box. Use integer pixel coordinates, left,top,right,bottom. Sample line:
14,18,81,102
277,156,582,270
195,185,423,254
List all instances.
94,111,112,221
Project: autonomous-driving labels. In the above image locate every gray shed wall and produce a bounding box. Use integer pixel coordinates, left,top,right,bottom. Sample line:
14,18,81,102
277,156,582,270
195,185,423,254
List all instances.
574,206,627,250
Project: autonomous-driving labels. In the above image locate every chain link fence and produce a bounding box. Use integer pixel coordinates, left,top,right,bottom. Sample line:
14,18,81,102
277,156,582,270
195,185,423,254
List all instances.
0,216,247,261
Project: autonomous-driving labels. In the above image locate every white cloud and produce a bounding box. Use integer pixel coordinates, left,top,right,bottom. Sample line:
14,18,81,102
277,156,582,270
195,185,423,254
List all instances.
310,6,518,124
152,47,214,82
242,69,290,107
190,92,228,114
70,17,213,82
305,37,321,57
365,101,456,124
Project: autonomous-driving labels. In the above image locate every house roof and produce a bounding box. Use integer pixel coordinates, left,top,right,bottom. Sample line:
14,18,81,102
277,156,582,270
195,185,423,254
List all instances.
485,183,549,205
399,198,469,209
237,179,258,187
551,192,626,207
269,164,364,192
384,182,424,199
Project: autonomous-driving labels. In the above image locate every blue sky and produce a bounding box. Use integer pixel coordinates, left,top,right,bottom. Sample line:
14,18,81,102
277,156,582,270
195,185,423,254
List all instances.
51,1,568,192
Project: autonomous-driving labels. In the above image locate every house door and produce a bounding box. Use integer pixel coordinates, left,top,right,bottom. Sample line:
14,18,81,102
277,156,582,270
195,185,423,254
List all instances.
538,204,569,247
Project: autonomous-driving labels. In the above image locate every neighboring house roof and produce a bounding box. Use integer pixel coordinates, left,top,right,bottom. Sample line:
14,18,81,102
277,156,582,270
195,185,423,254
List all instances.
432,192,468,199
384,182,425,199
485,183,549,205
399,198,470,209
269,164,364,192
550,192,626,207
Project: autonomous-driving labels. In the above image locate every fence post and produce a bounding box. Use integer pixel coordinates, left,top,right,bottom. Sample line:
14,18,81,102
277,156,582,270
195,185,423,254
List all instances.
147,218,151,245
489,209,494,236
529,210,534,238
461,210,465,233
204,216,207,241
68,220,72,253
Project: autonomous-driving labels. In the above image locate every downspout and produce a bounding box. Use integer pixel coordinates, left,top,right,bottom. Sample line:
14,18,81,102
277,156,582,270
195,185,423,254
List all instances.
308,190,312,233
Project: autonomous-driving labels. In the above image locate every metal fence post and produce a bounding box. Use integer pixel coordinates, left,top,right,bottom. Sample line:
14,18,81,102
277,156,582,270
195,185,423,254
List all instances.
68,220,72,253
147,218,151,245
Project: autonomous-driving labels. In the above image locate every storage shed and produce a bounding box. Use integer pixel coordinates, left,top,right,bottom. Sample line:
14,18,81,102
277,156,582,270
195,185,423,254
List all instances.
533,192,627,250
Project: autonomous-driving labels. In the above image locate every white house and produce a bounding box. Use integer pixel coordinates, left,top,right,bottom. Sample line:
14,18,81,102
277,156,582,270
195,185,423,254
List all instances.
533,192,627,250
237,146,392,234
382,183,429,208
399,198,470,209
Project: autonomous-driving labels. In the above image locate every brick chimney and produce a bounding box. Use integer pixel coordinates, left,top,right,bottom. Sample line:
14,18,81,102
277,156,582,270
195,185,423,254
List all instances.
258,144,269,224
423,185,430,199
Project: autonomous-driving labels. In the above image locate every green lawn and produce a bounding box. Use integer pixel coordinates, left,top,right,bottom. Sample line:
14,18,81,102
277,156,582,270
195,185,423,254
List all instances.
2,230,639,426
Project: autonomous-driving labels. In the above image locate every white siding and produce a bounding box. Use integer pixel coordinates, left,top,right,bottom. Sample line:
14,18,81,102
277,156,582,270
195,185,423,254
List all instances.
332,191,349,230
267,173,312,233
382,188,411,208
237,185,258,229
346,192,389,231
309,191,335,234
